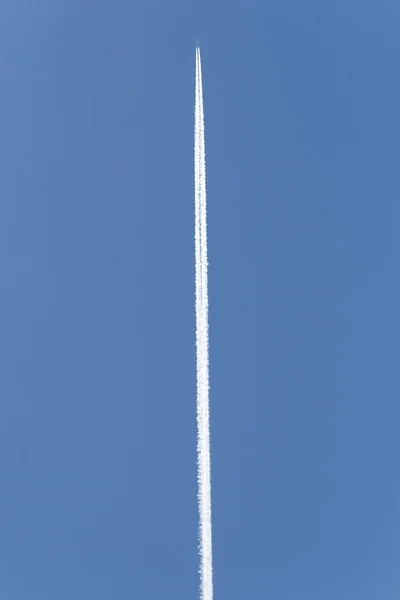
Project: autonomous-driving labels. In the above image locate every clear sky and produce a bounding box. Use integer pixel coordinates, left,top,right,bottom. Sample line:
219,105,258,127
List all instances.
0,1,399,599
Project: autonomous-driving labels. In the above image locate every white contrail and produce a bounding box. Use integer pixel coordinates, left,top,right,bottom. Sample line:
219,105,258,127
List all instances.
195,45,213,600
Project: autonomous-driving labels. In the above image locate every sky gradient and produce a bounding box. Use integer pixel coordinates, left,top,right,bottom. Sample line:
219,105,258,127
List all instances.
0,1,399,599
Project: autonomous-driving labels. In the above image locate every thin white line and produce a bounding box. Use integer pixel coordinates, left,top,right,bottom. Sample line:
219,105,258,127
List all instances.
195,45,213,600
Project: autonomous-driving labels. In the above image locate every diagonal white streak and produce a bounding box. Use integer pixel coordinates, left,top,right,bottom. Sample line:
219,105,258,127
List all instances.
195,46,213,600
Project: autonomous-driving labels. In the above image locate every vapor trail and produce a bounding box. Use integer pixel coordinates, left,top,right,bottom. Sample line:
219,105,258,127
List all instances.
195,46,213,600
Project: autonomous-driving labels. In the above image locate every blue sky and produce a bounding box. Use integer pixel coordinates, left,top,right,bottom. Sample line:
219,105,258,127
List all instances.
1,1,399,598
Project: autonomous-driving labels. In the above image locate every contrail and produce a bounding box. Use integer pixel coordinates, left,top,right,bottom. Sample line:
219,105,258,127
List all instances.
195,45,213,600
